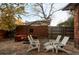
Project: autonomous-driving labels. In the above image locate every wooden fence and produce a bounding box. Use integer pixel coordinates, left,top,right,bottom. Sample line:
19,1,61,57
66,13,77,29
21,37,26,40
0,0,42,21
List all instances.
0,26,74,41
48,26,74,40
15,25,48,41
0,30,6,41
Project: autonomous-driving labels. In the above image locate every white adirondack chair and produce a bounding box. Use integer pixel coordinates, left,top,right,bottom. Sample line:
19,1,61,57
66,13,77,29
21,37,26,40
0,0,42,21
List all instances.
29,35,39,43
54,36,70,53
44,35,62,47
44,35,62,52
27,35,40,52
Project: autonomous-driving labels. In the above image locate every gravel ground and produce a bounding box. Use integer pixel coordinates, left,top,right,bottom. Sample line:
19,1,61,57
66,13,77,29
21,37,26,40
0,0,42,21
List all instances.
0,39,79,55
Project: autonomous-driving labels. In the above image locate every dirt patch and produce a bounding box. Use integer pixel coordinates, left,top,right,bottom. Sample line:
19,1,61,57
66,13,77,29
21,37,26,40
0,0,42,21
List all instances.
0,39,79,55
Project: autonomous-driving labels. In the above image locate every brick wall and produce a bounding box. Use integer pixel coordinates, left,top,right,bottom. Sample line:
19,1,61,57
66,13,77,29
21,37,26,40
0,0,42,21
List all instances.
74,7,79,48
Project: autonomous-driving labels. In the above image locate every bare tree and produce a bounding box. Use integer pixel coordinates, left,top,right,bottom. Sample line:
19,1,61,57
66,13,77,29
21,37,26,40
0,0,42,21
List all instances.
29,3,62,22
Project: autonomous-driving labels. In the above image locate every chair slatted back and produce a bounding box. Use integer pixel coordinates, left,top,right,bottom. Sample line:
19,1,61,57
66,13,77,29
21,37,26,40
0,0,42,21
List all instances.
61,36,69,46
27,35,33,45
55,35,62,42
29,35,34,41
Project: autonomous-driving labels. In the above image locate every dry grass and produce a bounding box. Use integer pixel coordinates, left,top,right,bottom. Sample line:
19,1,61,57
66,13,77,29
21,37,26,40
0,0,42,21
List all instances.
0,39,79,55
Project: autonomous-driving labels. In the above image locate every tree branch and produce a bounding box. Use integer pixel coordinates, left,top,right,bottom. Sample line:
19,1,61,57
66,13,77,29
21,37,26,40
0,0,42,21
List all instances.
37,3,47,19
48,3,54,17
49,8,62,17
27,13,44,18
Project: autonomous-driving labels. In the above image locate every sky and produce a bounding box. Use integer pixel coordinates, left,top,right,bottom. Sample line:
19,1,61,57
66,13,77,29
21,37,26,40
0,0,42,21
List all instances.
50,3,70,26
21,3,71,26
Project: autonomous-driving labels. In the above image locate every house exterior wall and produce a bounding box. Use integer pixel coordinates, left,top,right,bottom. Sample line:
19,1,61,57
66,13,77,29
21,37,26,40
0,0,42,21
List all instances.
63,3,79,48
74,7,79,48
